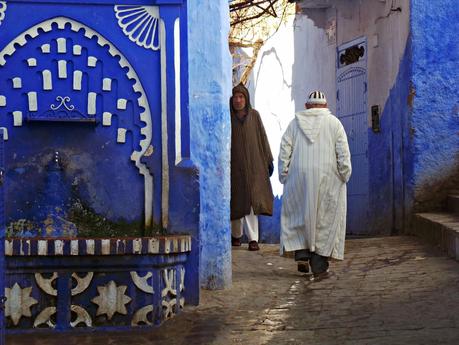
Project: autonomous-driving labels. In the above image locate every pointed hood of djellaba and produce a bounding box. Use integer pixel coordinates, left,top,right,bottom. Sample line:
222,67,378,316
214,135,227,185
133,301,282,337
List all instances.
230,83,252,115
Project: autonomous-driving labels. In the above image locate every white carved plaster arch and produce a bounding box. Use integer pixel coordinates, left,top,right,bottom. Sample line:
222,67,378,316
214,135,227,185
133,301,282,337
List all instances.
0,16,154,227
0,1,6,25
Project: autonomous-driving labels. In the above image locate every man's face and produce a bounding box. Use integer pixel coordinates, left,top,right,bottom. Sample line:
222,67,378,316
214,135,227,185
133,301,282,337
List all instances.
232,92,246,111
306,103,327,109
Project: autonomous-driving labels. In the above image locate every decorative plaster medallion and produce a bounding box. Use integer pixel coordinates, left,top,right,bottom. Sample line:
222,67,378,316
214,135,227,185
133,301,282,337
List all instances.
5,283,38,326
131,271,154,294
131,305,153,326
0,2,6,25
161,268,177,298
35,272,58,296
91,280,132,320
34,306,56,328
161,268,185,319
34,304,91,328
71,272,94,296
114,5,160,50
70,305,92,327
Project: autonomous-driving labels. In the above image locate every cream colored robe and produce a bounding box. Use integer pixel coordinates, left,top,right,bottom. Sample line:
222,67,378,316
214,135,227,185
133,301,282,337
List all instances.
278,108,351,260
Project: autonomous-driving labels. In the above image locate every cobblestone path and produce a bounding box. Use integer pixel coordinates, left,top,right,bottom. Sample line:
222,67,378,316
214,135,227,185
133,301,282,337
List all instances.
7,236,459,345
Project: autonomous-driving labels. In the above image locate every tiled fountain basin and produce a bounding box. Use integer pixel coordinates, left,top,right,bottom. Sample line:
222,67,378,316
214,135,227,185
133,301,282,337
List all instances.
4,235,191,333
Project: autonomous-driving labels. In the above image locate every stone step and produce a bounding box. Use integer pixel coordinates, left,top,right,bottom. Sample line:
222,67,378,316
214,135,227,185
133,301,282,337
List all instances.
413,212,459,261
447,193,459,214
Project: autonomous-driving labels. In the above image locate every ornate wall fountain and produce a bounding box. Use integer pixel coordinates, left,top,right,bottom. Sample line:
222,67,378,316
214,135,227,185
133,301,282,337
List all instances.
0,0,199,333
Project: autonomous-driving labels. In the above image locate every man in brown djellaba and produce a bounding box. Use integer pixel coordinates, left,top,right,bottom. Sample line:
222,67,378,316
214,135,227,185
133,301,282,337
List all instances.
230,83,274,251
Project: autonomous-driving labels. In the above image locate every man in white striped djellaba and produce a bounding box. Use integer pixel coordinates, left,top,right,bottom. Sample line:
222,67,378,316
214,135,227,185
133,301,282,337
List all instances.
278,91,352,280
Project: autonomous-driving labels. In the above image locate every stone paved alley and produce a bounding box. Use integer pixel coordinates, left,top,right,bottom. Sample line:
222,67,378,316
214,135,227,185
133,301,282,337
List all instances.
7,236,459,345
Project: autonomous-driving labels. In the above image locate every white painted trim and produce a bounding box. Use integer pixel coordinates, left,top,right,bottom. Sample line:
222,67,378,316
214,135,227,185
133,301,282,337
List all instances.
41,44,50,53
86,239,95,255
117,98,127,110
103,78,112,91
87,92,97,115
73,44,82,55
87,56,97,67
0,2,7,25
0,127,8,140
42,70,53,90
5,240,12,256
38,240,47,256
0,17,154,230
73,70,82,91
58,60,67,79
103,112,112,126
70,240,79,255
12,77,21,89
12,111,22,126
160,19,169,229
174,18,182,166
27,58,37,67
117,128,127,143
54,240,64,255
101,239,110,255
27,92,38,112
57,38,67,53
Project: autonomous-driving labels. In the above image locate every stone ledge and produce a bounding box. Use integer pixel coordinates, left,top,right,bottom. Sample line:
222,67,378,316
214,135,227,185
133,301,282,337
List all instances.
5,236,191,256
413,212,459,260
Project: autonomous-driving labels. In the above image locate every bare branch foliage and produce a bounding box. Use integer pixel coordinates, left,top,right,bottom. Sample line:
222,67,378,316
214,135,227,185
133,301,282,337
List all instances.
229,0,295,85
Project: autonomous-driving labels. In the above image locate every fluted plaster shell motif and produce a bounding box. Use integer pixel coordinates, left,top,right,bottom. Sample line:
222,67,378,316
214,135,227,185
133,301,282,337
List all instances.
114,5,160,50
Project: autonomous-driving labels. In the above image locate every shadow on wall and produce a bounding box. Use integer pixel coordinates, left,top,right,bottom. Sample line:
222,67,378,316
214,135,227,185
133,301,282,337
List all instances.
368,40,413,235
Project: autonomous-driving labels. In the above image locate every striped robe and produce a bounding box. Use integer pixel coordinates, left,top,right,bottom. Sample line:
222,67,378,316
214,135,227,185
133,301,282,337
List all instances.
278,108,351,260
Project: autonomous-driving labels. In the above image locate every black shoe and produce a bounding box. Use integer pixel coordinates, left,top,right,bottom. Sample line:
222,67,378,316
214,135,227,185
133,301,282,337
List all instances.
297,261,309,273
248,241,259,251
231,236,241,247
309,269,331,282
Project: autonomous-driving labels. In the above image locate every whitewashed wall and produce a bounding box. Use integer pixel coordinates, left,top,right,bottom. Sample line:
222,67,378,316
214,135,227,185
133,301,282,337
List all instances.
246,14,336,197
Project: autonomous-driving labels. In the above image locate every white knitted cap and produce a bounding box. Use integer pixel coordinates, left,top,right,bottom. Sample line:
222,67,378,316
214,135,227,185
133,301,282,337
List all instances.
306,90,327,105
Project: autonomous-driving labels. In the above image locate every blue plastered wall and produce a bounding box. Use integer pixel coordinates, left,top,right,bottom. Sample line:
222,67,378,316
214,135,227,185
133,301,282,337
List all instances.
188,0,232,289
410,0,459,212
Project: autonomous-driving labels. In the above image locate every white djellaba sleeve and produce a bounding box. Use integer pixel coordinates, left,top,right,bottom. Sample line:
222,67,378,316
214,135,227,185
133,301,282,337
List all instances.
278,121,295,185
335,124,352,183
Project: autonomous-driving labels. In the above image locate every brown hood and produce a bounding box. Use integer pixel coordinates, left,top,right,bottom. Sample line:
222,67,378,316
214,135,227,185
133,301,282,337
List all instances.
230,83,252,115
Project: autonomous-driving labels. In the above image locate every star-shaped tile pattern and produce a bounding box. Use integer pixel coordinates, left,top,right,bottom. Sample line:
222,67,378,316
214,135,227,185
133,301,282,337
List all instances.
5,283,38,325
91,280,131,320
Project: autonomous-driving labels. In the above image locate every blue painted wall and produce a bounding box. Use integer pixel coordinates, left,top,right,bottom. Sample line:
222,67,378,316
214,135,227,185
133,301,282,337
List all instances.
0,2,169,237
188,0,232,289
410,0,459,212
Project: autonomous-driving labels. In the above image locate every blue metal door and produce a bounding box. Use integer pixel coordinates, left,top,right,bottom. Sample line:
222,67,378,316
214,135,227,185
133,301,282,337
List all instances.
336,37,369,235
